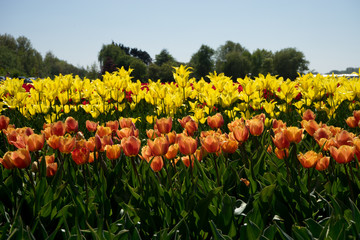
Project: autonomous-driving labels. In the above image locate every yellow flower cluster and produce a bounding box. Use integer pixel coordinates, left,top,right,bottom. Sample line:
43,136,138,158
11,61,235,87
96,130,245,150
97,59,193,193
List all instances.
0,66,359,124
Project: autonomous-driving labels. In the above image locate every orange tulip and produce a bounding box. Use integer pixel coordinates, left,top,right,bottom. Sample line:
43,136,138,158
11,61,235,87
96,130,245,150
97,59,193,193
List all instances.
178,115,193,128
166,131,177,145
42,126,52,140
121,136,141,157
220,139,238,154
146,129,160,139
272,119,286,130
329,145,355,164
201,135,220,154
65,116,79,133
117,127,138,139
10,148,31,169
313,127,332,141
26,134,45,152
301,120,320,136
328,126,342,137
297,151,321,168
284,127,303,143
148,136,170,156
334,130,354,147
353,138,360,161
96,126,112,138
47,135,61,150
43,154,58,177
51,121,66,136
86,120,98,132
200,130,216,138
72,146,90,165
346,116,358,128
100,135,114,151
0,152,15,169
315,156,330,171
0,115,10,131
88,152,98,163
253,113,266,123
184,119,198,136
177,135,197,155
59,135,76,154
181,149,202,167
8,131,26,149
302,109,316,121
353,110,360,123
140,145,153,162
156,117,172,134
165,144,179,159
246,118,264,136
232,124,249,143
105,144,121,160
275,147,289,159
228,118,244,132
119,117,134,129
272,131,290,150
84,137,95,152
207,113,224,129
149,156,163,172
106,120,119,132
179,116,198,136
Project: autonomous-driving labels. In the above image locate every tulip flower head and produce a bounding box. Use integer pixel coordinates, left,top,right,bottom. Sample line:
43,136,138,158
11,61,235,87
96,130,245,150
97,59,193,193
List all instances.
105,144,121,160
297,151,322,168
156,117,172,134
121,136,141,157
72,146,90,165
65,116,79,133
207,113,224,129
178,135,198,156
147,136,170,156
0,115,10,131
86,120,98,132
329,145,355,164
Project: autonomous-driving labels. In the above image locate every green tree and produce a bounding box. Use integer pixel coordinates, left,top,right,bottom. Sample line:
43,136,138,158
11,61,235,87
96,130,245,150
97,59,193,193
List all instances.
215,41,251,79
154,49,175,66
43,51,86,78
189,45,215,80
148,49,178,82
273,48,309,80
16,36,42,77
251,49,274,77
86,62,101,80
98,43,148,81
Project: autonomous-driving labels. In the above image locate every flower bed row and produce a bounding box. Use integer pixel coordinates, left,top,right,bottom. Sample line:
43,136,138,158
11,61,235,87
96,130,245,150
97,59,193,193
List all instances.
1,105,360,238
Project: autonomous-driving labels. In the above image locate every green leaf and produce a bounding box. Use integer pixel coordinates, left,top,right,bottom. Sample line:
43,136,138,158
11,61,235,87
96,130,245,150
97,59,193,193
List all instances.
275,223,293,240
304,218,323,238
209,220,232,240
39,201,52,218
292,225,313,240
262,224,277,240
349,198,360,234
260,184,276,203
246,220,261,240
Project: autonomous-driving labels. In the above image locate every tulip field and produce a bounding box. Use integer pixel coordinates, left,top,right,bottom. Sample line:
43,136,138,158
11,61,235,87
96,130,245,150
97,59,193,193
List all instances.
1,66,360,239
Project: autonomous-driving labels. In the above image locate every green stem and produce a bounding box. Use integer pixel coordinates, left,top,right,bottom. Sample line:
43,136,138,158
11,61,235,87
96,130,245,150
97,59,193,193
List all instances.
131,156,141,187
212,154,220,187
83,164,89,220
344,163,355,201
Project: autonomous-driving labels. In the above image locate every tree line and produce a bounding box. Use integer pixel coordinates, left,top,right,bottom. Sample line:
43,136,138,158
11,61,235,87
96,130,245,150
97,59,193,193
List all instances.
1,33,310,81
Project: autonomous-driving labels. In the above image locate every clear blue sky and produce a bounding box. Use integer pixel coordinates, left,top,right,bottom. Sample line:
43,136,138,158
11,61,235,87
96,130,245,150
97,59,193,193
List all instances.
1,0,359,74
